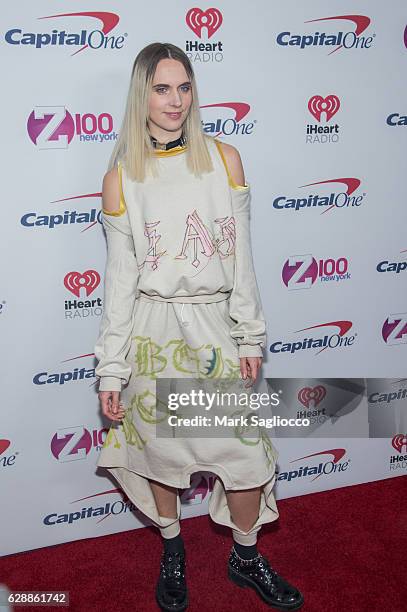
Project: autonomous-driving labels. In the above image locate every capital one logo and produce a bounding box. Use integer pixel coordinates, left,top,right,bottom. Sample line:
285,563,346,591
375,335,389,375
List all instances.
382,314,407,345
298,386,326,408
64,270,100,297
5,11,126,56
0,439,18,469
186,7,222,38
270,320,356,356
277,448,350,483
200,102,255,137
20,192,103,232
392,434,407,454
51,426,108,462
276,15,374,55
308,95,340,122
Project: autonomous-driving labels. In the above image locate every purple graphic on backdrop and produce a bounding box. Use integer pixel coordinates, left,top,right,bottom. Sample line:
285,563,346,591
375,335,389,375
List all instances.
27,106,116,148
382,315,407,345
27,107,75,147
282,255,351,289
282,256,318,288
51,427,107,461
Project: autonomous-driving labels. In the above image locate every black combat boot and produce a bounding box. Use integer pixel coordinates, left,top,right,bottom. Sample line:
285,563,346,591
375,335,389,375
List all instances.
155,549,188,611
228,546,304,610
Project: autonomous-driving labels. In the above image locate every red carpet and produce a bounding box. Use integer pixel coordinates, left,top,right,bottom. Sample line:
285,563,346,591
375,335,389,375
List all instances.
1,476,406,611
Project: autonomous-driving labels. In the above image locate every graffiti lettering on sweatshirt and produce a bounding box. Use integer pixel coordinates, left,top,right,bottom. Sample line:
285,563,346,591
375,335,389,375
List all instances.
138,220,167,271
138,210,236,272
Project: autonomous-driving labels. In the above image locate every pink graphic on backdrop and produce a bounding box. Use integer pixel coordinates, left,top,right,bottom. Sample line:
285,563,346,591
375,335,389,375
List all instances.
299,177,360,194
382,315,407,345
51,428,93,460
186,8,223,38
392,434,407,454
282,257,318,287
298,386,326,409
0,440,11,456
64,270,100,297
308,95,340,122
27,107,75,145
180,474,215,504
200,102,252,137
201,102,250,123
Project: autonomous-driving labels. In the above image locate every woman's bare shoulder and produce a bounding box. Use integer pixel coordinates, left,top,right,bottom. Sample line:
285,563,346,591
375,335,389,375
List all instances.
216,140,246,187
102,167,121,214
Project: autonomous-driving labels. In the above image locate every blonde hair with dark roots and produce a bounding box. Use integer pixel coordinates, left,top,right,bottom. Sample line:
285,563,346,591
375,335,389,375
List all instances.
108,42,214,182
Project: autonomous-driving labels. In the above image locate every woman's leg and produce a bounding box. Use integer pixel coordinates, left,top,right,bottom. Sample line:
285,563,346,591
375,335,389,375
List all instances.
149,478,178,518
226,486,261,532
149,482,188,608
226,486,262,557
149,478,183,547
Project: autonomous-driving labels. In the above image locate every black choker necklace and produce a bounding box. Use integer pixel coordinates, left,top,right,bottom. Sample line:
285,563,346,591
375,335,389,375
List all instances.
150,133,187,151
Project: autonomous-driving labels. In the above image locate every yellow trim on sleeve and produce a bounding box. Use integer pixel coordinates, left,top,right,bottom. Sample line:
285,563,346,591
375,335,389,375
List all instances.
214,139,249,190
102,161,127,216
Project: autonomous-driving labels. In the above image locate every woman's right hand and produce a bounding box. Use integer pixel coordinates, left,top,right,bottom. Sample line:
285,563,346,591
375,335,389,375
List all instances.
99,390,126,422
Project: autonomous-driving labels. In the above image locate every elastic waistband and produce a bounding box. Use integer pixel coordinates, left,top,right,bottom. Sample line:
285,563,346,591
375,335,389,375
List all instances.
138,291,231,304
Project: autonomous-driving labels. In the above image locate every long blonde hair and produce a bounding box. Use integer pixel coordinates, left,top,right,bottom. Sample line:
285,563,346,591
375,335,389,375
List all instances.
108,42,214,182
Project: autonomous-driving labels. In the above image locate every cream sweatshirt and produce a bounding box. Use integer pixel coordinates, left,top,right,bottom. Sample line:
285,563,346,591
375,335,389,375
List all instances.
94,136,267,392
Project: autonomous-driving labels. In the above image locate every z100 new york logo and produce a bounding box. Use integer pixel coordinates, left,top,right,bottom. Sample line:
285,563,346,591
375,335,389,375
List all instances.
51,426,108,461
27,106,117,148
282,255,351,289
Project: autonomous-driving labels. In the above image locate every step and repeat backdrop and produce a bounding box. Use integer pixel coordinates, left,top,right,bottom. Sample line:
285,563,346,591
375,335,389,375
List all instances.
1,1,406,556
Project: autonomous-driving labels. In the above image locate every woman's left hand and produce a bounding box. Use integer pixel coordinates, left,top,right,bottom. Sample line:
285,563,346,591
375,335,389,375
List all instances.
239,356,263,388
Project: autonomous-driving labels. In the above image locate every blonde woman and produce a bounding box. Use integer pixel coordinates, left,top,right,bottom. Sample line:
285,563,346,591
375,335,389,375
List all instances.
94,42,303,611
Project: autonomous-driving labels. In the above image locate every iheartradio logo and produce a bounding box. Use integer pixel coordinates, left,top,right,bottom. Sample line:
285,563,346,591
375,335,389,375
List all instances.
185,8,224,62
308,95,340,122
186,7,222,38
298,386,326,408
64,270,103,319
306,95,341,144
392,434,407,454
64,270,100,297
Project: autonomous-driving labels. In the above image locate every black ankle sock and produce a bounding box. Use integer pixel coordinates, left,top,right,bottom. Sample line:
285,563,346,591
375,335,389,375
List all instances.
233,541,258,560
163,532,185,554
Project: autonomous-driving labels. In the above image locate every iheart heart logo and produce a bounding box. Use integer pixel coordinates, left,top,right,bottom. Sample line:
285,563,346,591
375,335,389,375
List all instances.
186,7,223,38
0,440,11,455
64,270,100,297
298,385,326,408
308,95,340,122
